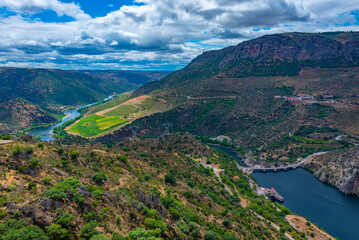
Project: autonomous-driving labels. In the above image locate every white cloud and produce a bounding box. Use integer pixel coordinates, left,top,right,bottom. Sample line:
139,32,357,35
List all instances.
0,0,89,20
0,0,357,70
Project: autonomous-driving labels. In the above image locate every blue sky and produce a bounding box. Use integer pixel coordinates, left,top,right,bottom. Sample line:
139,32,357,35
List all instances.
0,0,358,70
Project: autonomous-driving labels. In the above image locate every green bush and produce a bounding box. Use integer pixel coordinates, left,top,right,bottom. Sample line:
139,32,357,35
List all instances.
28,181,37,190
90,234,108,240
223,233,238,240
117,155,127,164
0,220,49,240
169,208,180,220
70,151,80,159
24,147,33,154
45,178,81,200
80,221,99,240
175,221,188,234
2,135,10,140
42,177,53,185
92,173,107,185
204,230,218,240
46,224,72,240
164,174,176,185
29,158,39,168
11,146,23,156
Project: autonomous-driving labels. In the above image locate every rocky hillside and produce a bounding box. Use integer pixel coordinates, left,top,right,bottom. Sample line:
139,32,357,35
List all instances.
0,99,57,133
0,134,319,240
305,145,359,196
135,32,359,95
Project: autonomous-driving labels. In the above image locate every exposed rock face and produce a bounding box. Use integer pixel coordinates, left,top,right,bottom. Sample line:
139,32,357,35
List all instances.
136,190,167,218
135,32,359,96
305,146,359,196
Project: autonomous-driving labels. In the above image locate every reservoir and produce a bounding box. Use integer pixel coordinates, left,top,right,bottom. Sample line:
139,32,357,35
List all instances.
212,145,359,240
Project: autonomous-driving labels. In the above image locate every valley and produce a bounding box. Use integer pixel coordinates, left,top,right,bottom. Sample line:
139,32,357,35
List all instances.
2,31,359,240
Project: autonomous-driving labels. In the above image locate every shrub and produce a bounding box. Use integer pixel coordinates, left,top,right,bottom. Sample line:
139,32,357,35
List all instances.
187,180,196,188
188,222,199,238
204,230,218,240
116,216,121,225
83,212,97,222
70,151,80,159
61,157,69,166
164,174,176,185
92,173,107,185
93,190,103,200
143,175,151,181
175,221,188,234
223,233,238,240
2,135,10,140
45,177,81,200
1,220,48,240
11,146,23,156
24,147,33,154
117,155,127,164
57,147,64,154
28,181,37,190
80,221,99,240
90,234,107,240
37,142,44,149
169,208,180,220
42,177,53,185
46,224,72,240
29,158,39,168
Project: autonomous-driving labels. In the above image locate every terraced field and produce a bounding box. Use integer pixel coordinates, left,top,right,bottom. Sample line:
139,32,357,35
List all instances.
66,93,170,137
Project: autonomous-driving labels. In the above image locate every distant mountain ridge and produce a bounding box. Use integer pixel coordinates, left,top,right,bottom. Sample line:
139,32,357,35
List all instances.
136,31,359,95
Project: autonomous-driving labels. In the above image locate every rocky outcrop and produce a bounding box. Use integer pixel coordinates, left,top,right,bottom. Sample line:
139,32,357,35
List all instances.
305,146,359,196
136,190,167,218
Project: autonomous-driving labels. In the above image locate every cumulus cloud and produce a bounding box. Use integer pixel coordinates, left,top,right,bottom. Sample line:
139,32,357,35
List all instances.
0,0,357,70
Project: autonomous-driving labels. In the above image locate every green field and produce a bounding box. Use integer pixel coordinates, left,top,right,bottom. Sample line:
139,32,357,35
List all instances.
66,94,171,137
68,115,128,137
105,105,140,117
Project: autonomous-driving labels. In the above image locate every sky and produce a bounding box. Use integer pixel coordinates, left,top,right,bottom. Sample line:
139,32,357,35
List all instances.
0,0,358,71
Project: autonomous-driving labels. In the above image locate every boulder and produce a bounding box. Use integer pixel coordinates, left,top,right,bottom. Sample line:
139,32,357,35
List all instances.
33,210,53,227
39,198,52,211
19,205,35,217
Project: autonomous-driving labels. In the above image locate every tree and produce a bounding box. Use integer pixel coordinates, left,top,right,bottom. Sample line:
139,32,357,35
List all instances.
164,174,176,185
92,173,107,185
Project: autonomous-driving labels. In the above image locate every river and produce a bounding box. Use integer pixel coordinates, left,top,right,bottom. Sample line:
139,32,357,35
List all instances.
212,145,359,240
29,95,114,141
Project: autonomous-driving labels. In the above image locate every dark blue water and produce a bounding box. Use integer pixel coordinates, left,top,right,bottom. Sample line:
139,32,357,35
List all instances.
212,145,359,240
29,95,114,141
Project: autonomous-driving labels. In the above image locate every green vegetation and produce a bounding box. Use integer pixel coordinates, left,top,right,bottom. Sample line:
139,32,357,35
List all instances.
0,133,313,239
68,115,128,137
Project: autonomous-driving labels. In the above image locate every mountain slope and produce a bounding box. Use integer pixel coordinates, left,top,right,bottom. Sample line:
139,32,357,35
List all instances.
102,33,359,151
135,31,359,96
0,98,57,133
0,134,328,240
